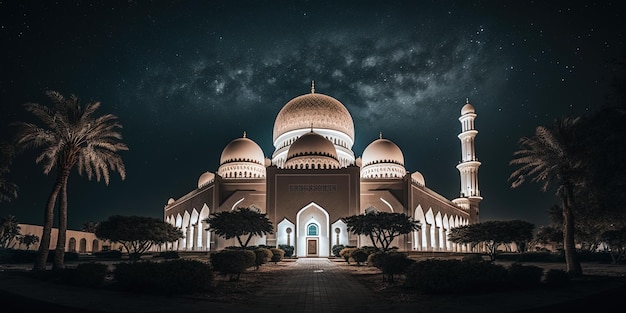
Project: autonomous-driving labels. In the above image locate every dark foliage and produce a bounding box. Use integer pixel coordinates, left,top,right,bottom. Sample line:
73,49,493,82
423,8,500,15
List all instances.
278,244,294,257
113,259,213,294
0,248,37,263
93,250,122,259
209,249,255,281
544,269,571,287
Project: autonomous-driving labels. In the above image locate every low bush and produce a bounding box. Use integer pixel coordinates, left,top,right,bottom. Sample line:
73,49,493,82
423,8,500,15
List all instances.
155,250,179,259
46,250,79,262
544,269,571,287
254,248,273,270
369,251,414,283
507,263,544,288
270,248,284,263
404,258,508,294
497,252,563,263
113,259,213,294
67,262,110,287
209,249,255,281
93,250,122,259
331,244,345,257
339,247,358,263
0,248,37,263
278,244,294,257
351,249,369,266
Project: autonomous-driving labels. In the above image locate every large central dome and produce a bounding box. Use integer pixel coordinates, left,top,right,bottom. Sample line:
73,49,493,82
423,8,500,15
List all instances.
273,92,355,142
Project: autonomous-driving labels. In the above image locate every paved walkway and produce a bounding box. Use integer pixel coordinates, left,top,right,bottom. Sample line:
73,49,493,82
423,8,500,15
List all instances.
252,258,383,313
0,258,388,313
2,258,625,313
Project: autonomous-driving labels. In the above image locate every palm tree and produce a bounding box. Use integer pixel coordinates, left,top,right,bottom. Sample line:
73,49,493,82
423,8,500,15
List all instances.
509,116,583,276
0,214,21,248
0,141,18,203
14,90,128,270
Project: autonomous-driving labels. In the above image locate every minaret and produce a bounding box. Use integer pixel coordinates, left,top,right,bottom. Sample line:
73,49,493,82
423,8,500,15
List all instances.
453,99,482,223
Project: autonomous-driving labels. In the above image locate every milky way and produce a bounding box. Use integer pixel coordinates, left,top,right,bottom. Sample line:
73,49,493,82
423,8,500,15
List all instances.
1,1,624,230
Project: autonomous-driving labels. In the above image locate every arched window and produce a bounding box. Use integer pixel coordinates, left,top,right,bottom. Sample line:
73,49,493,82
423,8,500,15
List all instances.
307,223,318,236
68,238,77,253
79,238,87,253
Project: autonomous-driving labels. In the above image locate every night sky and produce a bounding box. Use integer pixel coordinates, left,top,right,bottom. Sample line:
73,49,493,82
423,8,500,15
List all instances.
1,1,624,231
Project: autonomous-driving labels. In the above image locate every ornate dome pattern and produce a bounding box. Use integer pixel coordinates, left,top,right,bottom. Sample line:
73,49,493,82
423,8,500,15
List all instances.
197,171,215,188
284,132,340,169
287,132,338,161
220,135,265,166
361,138,405,167
273,93,355,142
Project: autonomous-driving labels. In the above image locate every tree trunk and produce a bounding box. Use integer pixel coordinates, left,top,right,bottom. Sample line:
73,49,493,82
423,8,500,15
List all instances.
53,176,69,270
562,185,583,276
33,175,63,271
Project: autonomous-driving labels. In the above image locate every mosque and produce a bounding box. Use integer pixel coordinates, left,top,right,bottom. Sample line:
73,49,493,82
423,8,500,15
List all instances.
163,84,482,257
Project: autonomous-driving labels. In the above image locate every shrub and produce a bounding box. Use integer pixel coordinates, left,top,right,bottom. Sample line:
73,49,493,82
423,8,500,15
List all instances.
507,263,543,288
404,259,508,294
0,248,37,263
331,244,345,257
113,259,213,294
378,252,415,283
209,249,255,281
155,250,179,259
461,253,486,263
278,244,294,257
544,269,571,287
270,248,284,263
367,251,384,268
46,250,79,262
68,262,109,287
351,249,369,266
339,247,358,263
369,251,414,283
496,252,563,263
254,247,273,270
94,250,122,259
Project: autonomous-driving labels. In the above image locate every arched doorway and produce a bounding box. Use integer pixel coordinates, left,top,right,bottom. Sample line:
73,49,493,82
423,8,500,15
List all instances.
296,202,330,257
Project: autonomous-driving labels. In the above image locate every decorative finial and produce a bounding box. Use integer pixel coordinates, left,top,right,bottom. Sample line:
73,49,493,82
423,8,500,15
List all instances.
466,98,469,104
311,80,315,94
379,132,382,139
310,122,314,132
243,131,247,138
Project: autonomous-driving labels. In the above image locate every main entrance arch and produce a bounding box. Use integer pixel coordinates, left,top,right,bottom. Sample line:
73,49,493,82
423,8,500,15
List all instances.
296,202,330,257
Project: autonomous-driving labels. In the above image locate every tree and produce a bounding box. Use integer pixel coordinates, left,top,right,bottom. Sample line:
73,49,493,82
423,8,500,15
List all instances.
17,234,40,250
81,221,98,233
535,225,563,249
509,116,584,276
95,215,183,261
0,215,21,248
0,141,18,203
448,220,534,261
204,207,274,247
343,211,421,252
14,90,128,271
601,226,626,264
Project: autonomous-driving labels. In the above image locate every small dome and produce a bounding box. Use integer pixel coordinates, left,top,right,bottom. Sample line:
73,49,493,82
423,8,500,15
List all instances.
461,103,475,115
197,171,215,188
167,198,175,205
411,171,425,186
287,132,338,161
273,92,354,142
361,137,404,167
220,134,265,166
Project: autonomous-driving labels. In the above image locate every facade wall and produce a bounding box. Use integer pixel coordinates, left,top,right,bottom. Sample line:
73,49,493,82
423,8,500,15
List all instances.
14,224,121,253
